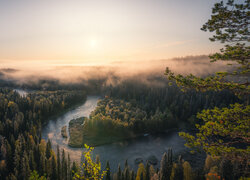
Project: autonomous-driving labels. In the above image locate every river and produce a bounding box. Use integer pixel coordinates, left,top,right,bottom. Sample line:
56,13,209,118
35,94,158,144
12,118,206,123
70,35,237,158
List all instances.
42,96,205,172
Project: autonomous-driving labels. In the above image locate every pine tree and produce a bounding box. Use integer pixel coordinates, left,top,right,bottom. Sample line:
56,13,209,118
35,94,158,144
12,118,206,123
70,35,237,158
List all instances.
51,155,57,180
105,161,111,180
124,167,130,180
170,156,183,180
160,149,173,180
117,164,122,180
159,152,168,180
125,159,128,169
136,163,146,180
182,161,193,180
62,149,67,179
131,170,135,180
45,139,51,159
67,153,71,180
57,145,61,180
145,162,150,180
149,165,155,178
29,150,36,171
71,162,78,178
165,0,250,171
39,154,46,177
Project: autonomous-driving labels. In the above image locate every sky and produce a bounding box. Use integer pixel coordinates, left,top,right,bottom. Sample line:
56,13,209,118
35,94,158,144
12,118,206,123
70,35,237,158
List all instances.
0,0,222,65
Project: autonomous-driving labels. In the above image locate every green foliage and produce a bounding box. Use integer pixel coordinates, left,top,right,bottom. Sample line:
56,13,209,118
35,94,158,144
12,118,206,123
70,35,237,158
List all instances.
0,88,86,179
73,144,106,180
28,170,46,180
165,0,249,98
201,0,249,43
105,161,111,180
165,0,250,177
179,104,250,158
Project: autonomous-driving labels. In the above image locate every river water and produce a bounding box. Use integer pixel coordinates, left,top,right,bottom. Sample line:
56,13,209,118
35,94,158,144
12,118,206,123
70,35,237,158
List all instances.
42,96,205,171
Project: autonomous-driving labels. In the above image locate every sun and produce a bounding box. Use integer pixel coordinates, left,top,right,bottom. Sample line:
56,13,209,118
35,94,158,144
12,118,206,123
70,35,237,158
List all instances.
90,39,97,48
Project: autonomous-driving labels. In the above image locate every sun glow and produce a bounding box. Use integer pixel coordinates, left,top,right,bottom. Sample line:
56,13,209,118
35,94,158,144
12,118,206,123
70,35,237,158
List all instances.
90,39,97,48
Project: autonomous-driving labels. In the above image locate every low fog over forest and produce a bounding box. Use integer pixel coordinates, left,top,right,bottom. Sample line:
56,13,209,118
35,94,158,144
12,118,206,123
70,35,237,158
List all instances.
0,55,234,90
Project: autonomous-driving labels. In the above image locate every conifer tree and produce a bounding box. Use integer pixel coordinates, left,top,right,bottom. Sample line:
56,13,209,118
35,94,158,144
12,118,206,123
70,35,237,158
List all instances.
145,162,150,180
165,1,250,170
159,152,168,180
105,161,111,180
124,167,130,180
117,164,122,180
182,161,193,180
51,155,57,180
131,170,135,180
160,149,173,180
136,163,146,180
45,139,51,159
62,149,68,179
57,145,61,180
67,153,71,180
170,156,183,180
71,162,78,178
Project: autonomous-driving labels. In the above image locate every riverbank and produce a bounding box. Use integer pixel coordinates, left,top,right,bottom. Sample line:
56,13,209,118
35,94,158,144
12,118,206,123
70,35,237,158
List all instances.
41,96,205,172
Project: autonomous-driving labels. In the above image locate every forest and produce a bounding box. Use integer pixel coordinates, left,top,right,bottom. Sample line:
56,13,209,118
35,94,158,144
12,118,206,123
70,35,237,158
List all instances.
80,83,239,146
0,0,249,179
0,87,245,180
0,89,86,179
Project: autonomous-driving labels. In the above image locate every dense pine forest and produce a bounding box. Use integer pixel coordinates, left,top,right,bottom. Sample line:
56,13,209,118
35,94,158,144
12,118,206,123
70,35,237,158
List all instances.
0,89,86,179
81,83,239,146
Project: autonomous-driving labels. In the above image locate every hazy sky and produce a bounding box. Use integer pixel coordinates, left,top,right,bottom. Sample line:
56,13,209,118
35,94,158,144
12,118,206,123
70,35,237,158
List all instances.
0,0,222,64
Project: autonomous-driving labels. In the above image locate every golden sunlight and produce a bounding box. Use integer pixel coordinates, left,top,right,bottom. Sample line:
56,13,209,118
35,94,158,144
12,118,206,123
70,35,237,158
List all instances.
90,39,97,48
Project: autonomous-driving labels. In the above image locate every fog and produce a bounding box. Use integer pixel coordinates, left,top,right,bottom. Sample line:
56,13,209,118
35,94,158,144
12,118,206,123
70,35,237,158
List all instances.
0,55,233,88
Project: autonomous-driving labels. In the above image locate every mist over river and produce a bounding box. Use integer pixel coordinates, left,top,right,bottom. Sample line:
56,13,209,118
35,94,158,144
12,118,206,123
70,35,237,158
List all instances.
42,96,205,171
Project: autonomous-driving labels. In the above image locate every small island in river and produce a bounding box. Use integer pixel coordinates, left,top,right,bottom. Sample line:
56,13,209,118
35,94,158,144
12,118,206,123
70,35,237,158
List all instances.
68,117,85,147
68,115,135,147
61,126,68,138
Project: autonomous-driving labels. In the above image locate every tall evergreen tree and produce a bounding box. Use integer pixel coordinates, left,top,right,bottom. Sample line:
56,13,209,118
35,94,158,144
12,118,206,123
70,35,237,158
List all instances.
105,161,111,180
57,145,61,180
131,170,135,180
182,161,193,180
51,155,57,180
124,167,130,180
117,164,122,180
45,139,52,159
67,153,71,180
159,152,168,180
61,149,67,179
145,162,150,180
160,149,173,180
170,156,183,180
